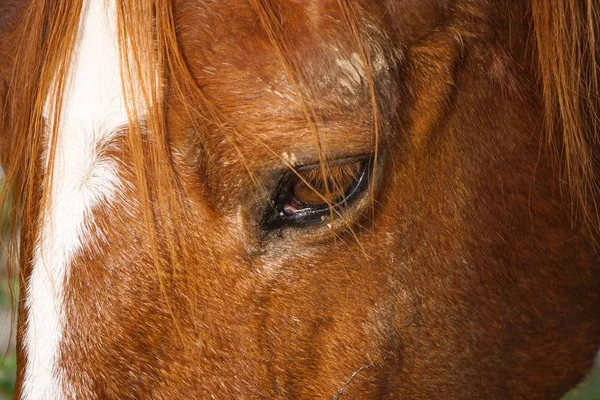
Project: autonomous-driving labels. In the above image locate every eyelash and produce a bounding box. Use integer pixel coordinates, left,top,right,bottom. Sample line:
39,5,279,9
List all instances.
261,156,373,231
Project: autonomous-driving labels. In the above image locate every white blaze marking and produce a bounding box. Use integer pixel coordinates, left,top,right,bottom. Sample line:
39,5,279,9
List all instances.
22,0,127,398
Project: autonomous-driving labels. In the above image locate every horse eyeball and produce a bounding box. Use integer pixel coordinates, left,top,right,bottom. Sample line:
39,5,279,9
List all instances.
288,162,362,208
261,156,372,230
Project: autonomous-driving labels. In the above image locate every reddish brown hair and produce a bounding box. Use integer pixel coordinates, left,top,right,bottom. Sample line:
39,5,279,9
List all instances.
532,0,600,231
0,1,598,396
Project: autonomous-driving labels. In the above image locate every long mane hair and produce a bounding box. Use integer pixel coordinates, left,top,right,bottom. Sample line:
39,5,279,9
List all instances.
0,0,599,311
532,0,600,231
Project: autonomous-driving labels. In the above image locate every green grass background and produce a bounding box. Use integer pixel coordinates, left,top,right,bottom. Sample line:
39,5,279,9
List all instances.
0,279,15,399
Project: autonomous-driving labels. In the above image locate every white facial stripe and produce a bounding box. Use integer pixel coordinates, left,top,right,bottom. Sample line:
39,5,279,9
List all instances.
22,0,127,398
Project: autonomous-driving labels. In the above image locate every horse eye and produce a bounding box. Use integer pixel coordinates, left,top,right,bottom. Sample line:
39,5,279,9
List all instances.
262,157,372,230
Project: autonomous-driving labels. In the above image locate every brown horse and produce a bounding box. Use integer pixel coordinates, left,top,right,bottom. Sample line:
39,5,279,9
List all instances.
0,0,599,398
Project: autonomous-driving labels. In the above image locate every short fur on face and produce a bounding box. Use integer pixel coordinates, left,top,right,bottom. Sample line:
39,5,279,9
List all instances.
0,0,599,399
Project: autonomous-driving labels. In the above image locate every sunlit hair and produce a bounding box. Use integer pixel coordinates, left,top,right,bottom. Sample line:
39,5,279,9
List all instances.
1,0,85,325
0,0,382,321
0,0,599,327
532,0,600,232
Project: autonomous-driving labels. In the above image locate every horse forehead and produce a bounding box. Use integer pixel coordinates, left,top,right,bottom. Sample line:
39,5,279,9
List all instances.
173,0,450,41
174,1,358,79
172,0,452,83
172,0,403,123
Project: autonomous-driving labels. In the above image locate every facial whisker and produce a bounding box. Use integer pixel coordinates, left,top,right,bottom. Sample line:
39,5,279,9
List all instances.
332,360,374,400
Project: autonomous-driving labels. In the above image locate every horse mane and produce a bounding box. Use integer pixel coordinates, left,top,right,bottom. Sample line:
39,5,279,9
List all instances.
0,0,599,290
532,0,600,232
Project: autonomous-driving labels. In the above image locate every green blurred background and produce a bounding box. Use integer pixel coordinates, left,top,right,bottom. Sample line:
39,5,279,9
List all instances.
0,279,16,400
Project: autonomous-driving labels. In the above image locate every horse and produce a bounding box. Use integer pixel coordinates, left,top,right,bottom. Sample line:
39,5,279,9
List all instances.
0,0,599,398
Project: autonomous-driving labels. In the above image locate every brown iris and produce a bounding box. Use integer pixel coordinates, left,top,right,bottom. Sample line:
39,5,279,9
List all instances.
262,156,371,230
284,162,363,213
